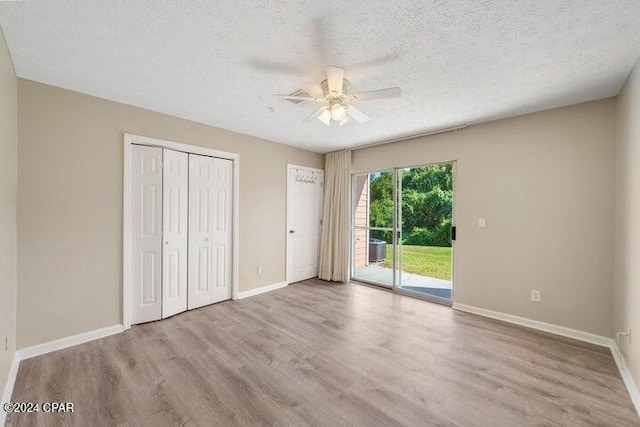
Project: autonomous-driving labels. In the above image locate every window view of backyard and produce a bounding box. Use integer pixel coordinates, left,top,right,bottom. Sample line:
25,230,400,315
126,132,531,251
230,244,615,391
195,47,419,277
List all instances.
353,163,453,300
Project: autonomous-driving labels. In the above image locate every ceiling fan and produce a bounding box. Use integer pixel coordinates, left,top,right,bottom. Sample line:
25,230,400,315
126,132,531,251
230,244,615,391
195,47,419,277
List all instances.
274,66,401,126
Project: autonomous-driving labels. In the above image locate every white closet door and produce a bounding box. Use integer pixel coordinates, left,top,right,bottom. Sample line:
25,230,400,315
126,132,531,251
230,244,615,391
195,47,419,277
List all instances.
288,167,323,283
188,154,233,309
131,145,163,324
162,149,188,318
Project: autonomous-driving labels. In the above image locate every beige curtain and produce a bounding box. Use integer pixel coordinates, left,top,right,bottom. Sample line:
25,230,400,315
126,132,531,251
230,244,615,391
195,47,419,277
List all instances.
319,150,351,282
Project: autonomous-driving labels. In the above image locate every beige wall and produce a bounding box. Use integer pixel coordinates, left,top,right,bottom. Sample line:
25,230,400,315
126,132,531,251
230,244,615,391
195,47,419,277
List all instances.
352,100,616,336
0,29,17,396
10,68,627,352
615,58,640,388
17,79,323,349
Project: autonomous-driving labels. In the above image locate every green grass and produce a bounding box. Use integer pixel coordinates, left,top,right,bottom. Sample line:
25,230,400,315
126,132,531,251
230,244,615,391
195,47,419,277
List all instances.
381,245,452,280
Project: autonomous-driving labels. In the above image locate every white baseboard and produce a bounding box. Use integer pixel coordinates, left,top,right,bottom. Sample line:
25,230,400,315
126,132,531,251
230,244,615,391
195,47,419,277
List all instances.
16,324,124,362
609,340,640,415
452,303,611,346
235,281,288,300
453,302,640,417
1,353,20,425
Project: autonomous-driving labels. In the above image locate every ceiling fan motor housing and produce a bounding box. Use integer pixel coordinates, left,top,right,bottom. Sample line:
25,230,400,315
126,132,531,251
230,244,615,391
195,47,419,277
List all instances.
321,78,351,101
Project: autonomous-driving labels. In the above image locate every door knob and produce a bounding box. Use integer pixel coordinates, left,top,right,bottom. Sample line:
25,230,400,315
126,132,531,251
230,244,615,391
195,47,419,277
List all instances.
165,241,169,245
289,230,295,234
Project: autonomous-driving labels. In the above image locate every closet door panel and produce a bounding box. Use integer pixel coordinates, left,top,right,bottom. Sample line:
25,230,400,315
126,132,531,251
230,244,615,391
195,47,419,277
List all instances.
210,162,232,303
162,149,189,318
131,145,163,324
188,154,232,309
188,155,213,309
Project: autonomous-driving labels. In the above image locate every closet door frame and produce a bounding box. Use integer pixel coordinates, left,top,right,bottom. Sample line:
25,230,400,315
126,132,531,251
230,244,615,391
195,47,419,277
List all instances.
123,133,240,330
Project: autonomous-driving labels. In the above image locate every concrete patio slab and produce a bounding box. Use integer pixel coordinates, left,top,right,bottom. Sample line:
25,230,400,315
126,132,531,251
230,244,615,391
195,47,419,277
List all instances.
354,264,452,289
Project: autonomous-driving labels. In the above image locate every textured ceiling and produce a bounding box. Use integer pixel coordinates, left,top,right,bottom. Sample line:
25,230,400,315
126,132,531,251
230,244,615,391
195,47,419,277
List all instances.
1,1,639,153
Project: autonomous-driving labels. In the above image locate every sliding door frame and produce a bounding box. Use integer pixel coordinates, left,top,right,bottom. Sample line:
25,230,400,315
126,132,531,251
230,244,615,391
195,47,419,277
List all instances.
350,169,397,288
350,160,457,306
123,133,240,330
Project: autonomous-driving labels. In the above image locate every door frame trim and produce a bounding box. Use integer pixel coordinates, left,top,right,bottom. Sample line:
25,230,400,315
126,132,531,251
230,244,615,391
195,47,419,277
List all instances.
286,164,324,285
123,133,240,330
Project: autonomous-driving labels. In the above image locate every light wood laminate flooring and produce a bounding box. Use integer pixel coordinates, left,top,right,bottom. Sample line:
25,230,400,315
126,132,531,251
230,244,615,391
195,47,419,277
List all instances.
8,279,639,426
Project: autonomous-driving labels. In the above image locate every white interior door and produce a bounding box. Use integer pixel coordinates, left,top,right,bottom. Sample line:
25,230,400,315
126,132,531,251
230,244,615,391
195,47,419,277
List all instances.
130,145,163,324
287,166,324,284
162,149,188,318
188,154,233,309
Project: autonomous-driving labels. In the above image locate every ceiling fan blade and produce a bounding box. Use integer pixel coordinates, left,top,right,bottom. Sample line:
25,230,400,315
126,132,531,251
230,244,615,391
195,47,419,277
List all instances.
339,116,351,126
326,66,344,94
347,105,370,123
317,109,331,126
350,87,401,101
274,94,324,102
303,106,327,123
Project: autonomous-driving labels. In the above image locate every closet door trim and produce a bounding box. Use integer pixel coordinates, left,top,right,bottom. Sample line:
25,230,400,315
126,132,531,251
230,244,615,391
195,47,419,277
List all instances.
123,133,240,330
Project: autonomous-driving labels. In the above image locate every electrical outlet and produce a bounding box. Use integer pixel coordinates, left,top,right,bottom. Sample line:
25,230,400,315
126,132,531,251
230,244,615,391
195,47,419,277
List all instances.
616,330,631,344
530,290,541,303
478,218,486,228
257,266,263,275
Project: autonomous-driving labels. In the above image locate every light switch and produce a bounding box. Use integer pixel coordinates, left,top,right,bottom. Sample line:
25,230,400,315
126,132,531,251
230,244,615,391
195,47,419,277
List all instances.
478,218,486,228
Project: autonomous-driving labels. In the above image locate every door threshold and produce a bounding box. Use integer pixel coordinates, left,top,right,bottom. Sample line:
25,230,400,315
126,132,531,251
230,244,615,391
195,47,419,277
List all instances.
394,287,453,307
350,279,392,290
350,279,452,307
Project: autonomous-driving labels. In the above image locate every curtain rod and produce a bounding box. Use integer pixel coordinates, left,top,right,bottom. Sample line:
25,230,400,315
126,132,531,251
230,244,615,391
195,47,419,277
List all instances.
350,124,468,151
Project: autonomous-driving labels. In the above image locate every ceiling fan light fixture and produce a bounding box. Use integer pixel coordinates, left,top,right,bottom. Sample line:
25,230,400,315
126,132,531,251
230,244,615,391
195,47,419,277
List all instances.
330,103,347,121
317,109,332,126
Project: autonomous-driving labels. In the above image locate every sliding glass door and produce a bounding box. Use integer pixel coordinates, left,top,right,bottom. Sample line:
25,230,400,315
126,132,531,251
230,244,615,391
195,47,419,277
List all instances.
351,163,455,304
396,164,454,301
